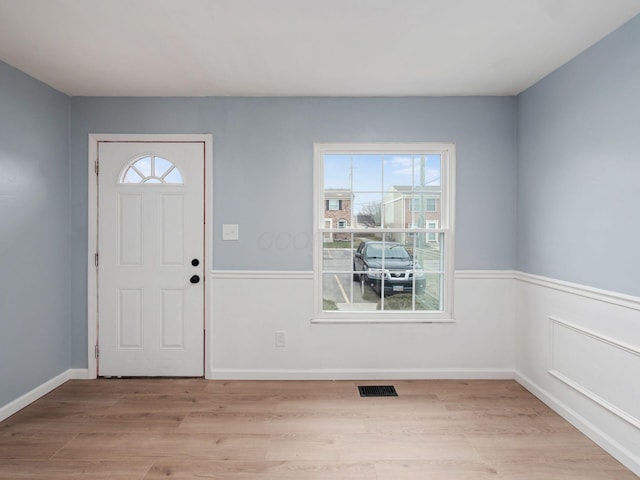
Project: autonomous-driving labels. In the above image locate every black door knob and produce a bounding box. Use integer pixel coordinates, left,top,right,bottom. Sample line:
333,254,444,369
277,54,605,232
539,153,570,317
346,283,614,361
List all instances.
191,258,200,266
190,275,200,284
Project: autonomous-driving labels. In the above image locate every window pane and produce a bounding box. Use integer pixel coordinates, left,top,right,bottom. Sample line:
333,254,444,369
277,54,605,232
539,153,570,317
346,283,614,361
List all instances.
323,154,352,190
383,154,415,191
413,232,443,273
415,274,442,311
134,157,152,177
323,273,374,311
123,168,143,183
412,154,441,188
379,293,415,311
351,154,382,192
353,192,382,227
323,233,355,272
154,157,172,177
163,168,183,184
382,192,403,229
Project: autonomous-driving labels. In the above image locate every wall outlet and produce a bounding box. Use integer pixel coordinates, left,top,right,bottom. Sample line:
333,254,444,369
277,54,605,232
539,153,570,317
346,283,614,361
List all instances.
275,330,286,347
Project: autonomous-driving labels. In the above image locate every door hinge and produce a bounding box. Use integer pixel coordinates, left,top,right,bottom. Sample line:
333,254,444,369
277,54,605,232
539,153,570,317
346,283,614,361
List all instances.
95,159,99,175
95,344,99,358
95,252,99,267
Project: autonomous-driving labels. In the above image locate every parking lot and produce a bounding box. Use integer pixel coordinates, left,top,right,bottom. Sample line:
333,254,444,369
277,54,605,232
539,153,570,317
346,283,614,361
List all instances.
322,244,442,311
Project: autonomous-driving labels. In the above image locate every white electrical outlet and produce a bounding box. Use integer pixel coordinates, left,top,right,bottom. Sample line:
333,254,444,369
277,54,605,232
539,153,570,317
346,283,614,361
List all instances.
275,330,286,347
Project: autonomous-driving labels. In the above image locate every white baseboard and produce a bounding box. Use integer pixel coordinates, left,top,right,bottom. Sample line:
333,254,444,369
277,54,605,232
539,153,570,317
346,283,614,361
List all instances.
0,368,90,422
68,368,91,380
515,371,640,477
210,368,514,381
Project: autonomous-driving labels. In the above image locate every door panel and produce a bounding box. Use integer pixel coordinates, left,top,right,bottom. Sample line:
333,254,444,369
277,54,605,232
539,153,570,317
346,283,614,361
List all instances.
118,194,143,265
98,142,204,376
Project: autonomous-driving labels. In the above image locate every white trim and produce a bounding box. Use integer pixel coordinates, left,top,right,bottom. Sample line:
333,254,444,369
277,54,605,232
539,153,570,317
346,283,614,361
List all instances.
456,269,517,280
515,372,640,477
548,316,640,430
516,271,640,312
211,270,314,280
0,369,88,421
211,368,514,381
209,269,515,281
68,368,91,379
87,134,213,380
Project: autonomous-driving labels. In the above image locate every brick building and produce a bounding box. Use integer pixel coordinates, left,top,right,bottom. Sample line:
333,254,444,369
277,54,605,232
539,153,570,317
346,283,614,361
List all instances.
323,189,351,241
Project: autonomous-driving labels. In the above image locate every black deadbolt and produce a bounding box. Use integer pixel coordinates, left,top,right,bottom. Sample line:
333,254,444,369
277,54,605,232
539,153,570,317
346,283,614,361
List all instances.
190,275,200,284
191,258,200,267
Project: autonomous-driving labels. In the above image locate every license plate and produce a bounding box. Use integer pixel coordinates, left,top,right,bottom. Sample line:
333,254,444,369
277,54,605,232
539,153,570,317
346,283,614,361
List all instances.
393,285,404,292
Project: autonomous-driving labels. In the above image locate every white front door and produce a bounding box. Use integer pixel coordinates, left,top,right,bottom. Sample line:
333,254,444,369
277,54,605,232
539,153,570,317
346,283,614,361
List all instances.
98,141,204,376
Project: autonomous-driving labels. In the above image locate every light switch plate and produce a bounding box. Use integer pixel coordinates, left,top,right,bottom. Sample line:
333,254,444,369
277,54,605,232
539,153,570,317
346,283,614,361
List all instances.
222,224,239,241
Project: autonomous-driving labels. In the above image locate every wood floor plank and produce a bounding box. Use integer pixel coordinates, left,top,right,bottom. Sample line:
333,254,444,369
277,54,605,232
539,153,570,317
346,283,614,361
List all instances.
0,459,152,479
0,379,635,479
51,432,270,462
374,459,501,480
143,460,376,479
334,432,482,462
0,432,77,460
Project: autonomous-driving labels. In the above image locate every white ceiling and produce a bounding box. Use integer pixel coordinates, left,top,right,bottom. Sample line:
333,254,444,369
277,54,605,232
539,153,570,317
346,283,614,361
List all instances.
0,0,638,97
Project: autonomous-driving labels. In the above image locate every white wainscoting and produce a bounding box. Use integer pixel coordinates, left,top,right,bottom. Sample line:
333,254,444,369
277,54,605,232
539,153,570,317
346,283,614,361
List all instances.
208,270,516,380
515,272,640,476
549,316,640,430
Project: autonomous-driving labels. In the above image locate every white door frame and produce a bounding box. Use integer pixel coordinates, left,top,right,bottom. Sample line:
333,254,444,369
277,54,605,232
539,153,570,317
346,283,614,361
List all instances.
87,134,213,379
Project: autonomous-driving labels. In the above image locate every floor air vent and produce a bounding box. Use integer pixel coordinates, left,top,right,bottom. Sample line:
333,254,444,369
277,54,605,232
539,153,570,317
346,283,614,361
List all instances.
358,385,398,397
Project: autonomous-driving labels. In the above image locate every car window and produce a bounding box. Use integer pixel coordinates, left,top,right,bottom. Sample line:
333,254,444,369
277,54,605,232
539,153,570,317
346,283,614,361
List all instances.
386,245,410,259
366,245,382,258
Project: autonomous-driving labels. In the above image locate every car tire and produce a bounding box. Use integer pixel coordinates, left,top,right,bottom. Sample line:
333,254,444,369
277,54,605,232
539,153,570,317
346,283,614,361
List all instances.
353,264,359,281
360,274,366,297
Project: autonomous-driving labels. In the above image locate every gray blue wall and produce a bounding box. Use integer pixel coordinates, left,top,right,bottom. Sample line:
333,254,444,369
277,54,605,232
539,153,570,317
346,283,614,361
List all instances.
0,61,70,405
5,11,638,384
517,14,640,297
69,96,517,367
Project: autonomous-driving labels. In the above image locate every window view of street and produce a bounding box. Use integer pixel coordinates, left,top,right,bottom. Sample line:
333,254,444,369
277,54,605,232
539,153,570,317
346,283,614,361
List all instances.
322,234,443,311
319,149,449,313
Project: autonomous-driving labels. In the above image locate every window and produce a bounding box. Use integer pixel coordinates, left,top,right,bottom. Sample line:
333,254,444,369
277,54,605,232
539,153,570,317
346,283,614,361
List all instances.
326,199,342,211
409,197,437,212
314,143,455,322
120,155,183,184
427,221,438,242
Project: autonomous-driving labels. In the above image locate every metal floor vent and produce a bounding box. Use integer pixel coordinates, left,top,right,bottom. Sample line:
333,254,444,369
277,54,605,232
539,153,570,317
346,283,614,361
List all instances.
358,385,398,397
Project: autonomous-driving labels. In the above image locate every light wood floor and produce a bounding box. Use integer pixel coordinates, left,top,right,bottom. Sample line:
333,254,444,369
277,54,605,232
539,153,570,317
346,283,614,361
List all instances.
0,379,635,479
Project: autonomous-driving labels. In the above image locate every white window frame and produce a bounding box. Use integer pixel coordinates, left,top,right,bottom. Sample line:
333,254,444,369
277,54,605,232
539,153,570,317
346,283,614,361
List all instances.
312,142,456,323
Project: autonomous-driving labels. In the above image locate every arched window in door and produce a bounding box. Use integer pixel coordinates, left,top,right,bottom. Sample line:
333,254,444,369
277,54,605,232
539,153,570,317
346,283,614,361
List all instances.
119,155,183,184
